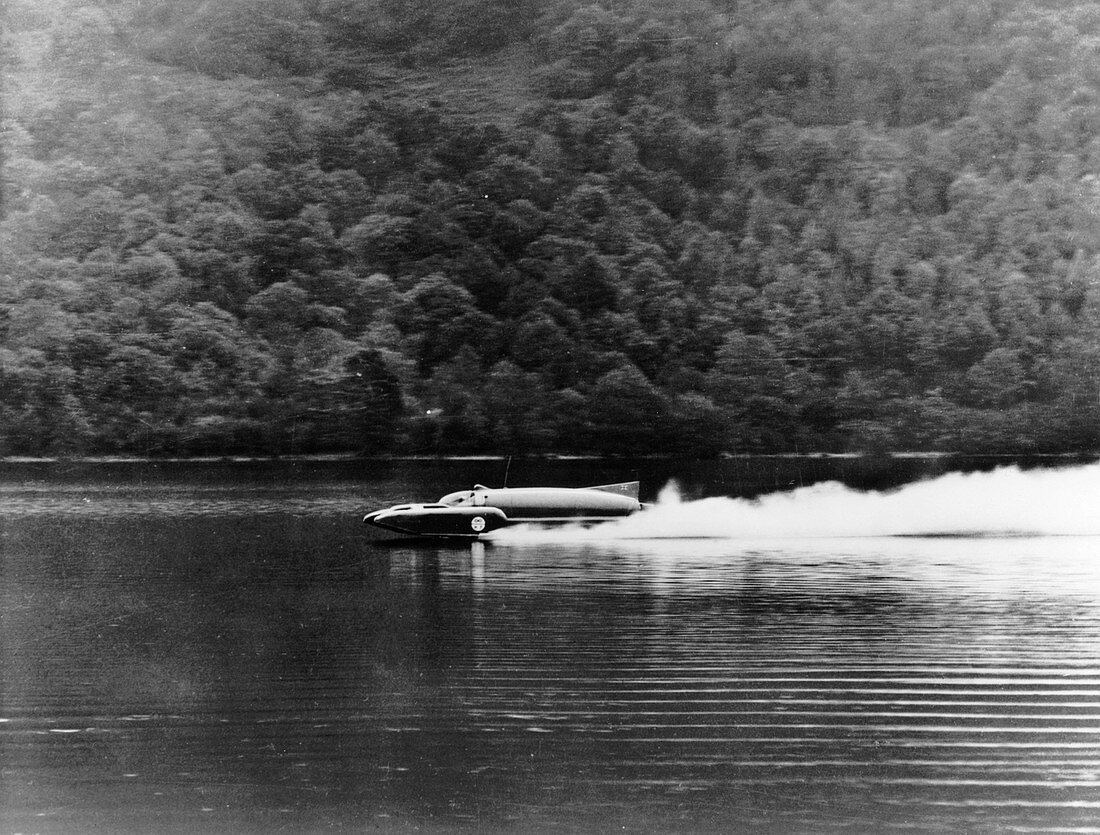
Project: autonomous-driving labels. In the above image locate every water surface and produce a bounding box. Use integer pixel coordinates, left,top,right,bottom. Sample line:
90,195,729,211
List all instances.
3,458,1100,832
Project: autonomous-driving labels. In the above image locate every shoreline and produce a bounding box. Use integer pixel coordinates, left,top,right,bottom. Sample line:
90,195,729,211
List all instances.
2,451,1097,466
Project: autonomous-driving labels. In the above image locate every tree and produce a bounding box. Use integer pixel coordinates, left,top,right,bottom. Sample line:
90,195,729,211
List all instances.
144,0,324,78
80,340,182,452
395,274,500,373
342,212,416,275
584,363,670,454
708,331,800,450
0,347,91,455
963,347,1029,408
479,360,555,453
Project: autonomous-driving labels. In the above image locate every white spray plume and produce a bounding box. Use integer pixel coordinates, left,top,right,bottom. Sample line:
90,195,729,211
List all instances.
489,463,1100,542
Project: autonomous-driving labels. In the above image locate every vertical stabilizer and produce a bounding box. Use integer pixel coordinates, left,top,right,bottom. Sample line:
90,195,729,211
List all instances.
586,481,640,500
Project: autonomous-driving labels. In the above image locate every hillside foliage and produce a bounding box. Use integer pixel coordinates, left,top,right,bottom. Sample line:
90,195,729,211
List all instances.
4,0,1100,456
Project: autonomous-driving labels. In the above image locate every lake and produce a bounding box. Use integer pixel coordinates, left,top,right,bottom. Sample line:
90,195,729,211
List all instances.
3,456,1100,833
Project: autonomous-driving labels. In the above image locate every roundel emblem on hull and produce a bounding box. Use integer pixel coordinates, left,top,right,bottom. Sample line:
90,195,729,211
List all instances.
470,516,486,532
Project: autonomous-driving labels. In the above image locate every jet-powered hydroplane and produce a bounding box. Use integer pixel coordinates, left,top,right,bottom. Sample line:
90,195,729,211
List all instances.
363,482,643,538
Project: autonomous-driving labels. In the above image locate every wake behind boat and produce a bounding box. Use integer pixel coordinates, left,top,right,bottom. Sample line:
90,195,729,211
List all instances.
363,482,642,538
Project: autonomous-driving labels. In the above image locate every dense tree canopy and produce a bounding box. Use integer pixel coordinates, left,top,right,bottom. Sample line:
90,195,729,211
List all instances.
3,0,1100,456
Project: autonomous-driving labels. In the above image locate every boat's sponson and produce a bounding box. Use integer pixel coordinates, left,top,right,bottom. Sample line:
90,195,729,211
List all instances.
363,482,641,538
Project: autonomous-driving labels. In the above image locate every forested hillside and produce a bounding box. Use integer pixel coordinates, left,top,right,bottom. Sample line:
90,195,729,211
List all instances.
4,0,1100,456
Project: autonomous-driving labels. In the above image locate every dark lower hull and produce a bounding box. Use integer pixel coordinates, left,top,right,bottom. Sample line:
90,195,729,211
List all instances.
363,507,633,538
363,506,510,538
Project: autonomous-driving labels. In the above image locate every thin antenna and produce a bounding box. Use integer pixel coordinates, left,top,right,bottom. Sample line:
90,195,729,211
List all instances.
503,456,512,488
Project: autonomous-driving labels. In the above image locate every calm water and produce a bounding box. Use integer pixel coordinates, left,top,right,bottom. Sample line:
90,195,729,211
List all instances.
3,458,1100,833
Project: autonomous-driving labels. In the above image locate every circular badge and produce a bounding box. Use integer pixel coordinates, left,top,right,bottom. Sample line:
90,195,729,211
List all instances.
470,516,486,532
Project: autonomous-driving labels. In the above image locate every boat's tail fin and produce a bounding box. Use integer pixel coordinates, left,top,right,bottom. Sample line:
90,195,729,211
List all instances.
586,481,640,500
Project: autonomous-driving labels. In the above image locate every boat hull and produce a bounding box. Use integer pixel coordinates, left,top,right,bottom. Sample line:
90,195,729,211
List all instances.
362,482,643,539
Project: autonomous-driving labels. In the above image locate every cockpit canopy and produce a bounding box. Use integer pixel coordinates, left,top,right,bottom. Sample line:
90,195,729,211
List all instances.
438,486,489,506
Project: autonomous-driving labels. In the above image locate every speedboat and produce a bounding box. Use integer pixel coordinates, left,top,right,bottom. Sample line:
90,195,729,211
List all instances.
363,482,642,538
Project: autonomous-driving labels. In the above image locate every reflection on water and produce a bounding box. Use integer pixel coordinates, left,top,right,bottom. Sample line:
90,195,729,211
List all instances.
3,461,1100,832
0,480,366,518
